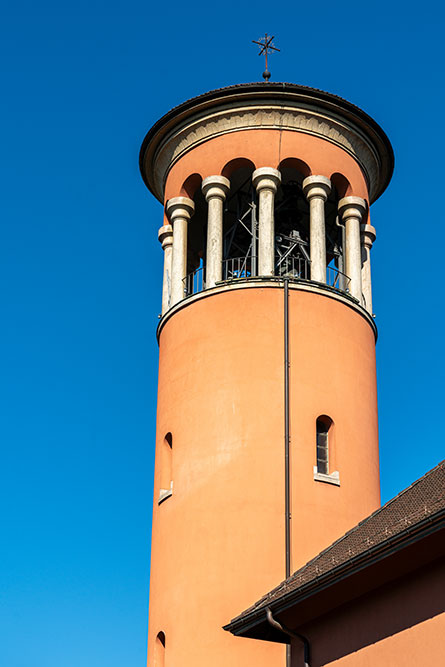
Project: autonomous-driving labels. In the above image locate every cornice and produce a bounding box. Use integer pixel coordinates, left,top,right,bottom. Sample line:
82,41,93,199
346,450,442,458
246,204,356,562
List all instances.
156,278,377,342
140,83,394,205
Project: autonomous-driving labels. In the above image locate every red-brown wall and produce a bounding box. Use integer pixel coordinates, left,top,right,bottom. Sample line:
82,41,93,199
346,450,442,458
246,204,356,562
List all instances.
291,559,445,666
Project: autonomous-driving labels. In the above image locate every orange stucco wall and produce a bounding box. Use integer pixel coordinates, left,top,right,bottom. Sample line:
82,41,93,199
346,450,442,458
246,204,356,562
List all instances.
164,128,369,201
287,288,380,570
290,559,445,666
147,286,380,666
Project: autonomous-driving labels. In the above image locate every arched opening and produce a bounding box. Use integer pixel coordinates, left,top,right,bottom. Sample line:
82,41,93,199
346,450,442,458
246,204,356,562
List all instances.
178,162,354,296
327,174,352,290
180,173,202,199
222,157,257,179
154,632,165,667
159,433,173,504
279,157,311,178
274,159,312,279
222,159,257,280
316,416,333,475
179,174,206,296
330,172,351,199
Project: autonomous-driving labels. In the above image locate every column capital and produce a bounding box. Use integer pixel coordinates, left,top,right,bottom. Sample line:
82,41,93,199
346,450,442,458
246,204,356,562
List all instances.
338,196,367,221
202,175,230,202
166,196,195,223
252,167,281,194
302,175,331,201
361,223,376,249
158,224,173,250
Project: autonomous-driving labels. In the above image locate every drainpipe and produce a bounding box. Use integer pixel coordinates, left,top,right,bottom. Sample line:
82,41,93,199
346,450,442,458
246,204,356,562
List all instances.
266,607,311,667
284,279,291,667
284,278,291,578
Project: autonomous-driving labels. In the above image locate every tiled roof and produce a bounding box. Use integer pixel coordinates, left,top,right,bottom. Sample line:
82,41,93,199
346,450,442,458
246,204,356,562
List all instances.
229,460,445,626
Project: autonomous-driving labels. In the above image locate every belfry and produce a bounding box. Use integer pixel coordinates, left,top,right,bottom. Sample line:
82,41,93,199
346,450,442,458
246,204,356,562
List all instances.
139,81,393,666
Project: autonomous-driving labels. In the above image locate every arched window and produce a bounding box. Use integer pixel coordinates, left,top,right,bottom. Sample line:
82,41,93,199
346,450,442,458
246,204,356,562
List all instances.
154,631,165,667
314,416,340,485
316,416,332,475
158,433,173,504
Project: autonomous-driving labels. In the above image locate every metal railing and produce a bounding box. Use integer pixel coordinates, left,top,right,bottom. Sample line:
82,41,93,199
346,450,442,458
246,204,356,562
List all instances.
276,255,310,280
326,265,351,292
183,265,205,297
183,258,351,298
222,256,252,281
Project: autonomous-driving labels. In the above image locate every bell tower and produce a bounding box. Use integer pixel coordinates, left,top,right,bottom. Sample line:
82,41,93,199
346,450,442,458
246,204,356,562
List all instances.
140,82,393,667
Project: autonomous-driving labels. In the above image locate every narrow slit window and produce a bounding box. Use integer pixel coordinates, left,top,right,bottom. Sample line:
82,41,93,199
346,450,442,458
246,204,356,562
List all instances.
158,433,173,504
316,416,332,475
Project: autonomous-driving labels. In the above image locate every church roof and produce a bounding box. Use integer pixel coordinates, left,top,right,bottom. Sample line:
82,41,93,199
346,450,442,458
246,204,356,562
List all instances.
225,460,445,638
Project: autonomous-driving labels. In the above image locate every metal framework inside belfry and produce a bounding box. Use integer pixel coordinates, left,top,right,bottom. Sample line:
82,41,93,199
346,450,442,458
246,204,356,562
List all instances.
222,177,346,286
184,175,351,297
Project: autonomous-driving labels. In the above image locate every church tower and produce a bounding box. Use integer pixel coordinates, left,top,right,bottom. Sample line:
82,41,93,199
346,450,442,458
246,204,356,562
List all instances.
139,82,393,666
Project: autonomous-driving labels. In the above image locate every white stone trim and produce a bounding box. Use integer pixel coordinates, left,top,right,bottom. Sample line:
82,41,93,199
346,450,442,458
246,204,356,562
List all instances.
338,197,367,304
158,224,173,315
202,176,230,288
313,466,340,486
158,481,173,505
302,175,331,284
252,167,281,277
361,223,376,315
156,278,377,341
166,197,195,307
149,102,380,201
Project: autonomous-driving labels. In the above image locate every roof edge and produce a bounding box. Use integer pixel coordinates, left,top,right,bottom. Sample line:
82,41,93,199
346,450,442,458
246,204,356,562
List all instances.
224,508,445,637
139,82,394,203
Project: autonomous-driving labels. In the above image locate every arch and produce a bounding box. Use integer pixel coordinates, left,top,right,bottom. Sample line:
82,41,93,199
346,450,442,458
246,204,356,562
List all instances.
179,174,206,275
165,129,370,201
316,415,333,475
154,632,165,667
222,160,257,272
180,173,203,199
278,157,311,179
274,159,311,274
222,158,256,179
330,172,351,199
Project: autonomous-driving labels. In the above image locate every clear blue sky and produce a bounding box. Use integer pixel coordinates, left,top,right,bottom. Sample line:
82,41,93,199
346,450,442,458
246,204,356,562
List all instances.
0,1,443,665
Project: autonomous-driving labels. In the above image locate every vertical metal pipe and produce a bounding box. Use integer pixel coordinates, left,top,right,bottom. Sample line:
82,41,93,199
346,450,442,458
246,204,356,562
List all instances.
266,608,311,667
284,279,291,667
284,279,290,577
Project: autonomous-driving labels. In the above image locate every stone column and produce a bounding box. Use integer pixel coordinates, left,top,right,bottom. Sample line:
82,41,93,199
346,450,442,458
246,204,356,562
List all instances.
338,197,367,303
166,197,195,306
302,175,331,283
252,167,281,276
202,175,230,288
361,223,376,315
158,224,173,315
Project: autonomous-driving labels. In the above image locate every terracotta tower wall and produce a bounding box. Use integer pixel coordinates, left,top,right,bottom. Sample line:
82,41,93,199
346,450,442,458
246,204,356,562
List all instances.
139,83,394,667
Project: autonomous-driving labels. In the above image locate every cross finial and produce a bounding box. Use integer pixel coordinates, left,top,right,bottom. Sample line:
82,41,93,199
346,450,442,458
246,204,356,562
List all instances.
252,33,280,82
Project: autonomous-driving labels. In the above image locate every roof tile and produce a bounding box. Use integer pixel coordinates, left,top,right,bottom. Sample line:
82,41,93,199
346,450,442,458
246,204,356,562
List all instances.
231,460,445,623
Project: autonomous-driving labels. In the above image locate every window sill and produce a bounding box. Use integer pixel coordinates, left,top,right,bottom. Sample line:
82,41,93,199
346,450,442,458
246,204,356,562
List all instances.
313,467,340,486
158,486,173,504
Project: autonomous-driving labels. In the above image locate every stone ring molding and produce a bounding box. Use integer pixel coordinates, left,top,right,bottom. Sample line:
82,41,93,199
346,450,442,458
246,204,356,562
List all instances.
140,85,394,206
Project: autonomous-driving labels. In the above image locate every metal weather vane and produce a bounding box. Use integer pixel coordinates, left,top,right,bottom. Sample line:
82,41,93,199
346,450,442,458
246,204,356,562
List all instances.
252,33,280,81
